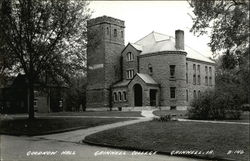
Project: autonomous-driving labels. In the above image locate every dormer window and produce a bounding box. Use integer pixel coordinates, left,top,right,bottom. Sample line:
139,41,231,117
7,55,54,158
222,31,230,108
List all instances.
127,52,134,61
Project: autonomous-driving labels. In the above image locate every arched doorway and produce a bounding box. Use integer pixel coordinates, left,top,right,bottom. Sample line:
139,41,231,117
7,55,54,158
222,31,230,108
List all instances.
134,84,142,106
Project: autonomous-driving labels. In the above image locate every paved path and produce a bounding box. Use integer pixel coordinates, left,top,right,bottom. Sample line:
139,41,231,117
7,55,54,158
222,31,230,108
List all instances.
1,135,207,161
1,110,208,161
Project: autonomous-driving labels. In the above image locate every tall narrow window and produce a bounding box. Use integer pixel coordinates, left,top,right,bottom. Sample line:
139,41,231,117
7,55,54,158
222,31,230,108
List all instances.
193,64,196,74
186,90,188,101
106,27,109,35
126,69,134,79
186,63,188,72
209,77,212,86
198,75,201,85
198,90,201,98
193,90,197,99
209,67,212,76
127,52,134,61
193,74,196,85
205,76,208,86
197,65,200,74
148,64,153,75
114,29,117,37
121,31,124,38
170,65,176,78
170,87,176,98
123,91,127,101
114,92,117,102
205,66,208,75
118,92,122,101
186,73,188,84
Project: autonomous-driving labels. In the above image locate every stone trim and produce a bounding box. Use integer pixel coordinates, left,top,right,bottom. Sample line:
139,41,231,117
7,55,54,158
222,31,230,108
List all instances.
139,51,187,58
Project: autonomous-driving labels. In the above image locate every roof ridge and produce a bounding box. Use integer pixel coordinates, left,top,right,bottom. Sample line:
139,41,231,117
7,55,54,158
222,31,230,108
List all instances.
135,31,154,44
185,44,212,60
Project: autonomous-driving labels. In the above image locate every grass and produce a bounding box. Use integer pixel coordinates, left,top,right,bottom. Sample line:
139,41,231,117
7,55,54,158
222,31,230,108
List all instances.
0,117,134,136
37,111,142,117
85,121,249,161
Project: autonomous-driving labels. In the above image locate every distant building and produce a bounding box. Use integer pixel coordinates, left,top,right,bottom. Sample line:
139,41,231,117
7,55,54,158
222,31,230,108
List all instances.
0,74,67,113
86,16,215,110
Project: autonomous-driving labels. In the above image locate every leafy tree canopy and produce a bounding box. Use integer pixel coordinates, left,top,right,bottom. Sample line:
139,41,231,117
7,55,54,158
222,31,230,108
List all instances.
0,0,91,118
188,0,249,60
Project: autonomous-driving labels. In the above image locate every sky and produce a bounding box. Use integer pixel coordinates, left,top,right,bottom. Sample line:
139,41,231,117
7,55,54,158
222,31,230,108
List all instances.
89,1,213,58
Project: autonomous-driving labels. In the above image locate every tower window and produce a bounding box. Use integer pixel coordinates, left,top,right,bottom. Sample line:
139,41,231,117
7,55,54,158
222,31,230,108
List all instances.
170,87,176,99
186,90,188,101
148,64,153,75
126,69,134,79
170,65,176,78
106,27,109,35
121,31,124,38
127,52,134,61
114,29,117,37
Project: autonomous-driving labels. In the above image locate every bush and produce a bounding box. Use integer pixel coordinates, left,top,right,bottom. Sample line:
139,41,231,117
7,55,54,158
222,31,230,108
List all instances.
188,90,242,120
153,114,178,122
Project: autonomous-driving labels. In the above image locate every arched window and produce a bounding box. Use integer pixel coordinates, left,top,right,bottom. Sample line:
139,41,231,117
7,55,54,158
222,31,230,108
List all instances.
186,90,188,101
123,91,127,101
198,90,201,98
118,92,122,101
114,29,117,37
114,92,117,102
121,31,124,38
127,52,134,61
106,27,109,35
193,90,197,99
148,64,153,75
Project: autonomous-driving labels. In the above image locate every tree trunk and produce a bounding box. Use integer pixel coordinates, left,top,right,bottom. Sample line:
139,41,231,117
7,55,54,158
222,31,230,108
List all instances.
28,79,35,119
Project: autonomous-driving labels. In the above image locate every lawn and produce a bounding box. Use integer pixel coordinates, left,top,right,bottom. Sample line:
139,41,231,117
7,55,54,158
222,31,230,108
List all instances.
0,117,134,136
37,111,142,117
85,121,249,161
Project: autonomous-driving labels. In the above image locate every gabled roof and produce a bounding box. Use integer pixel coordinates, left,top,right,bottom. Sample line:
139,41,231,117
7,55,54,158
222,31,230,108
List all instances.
112,80,130,88
133,31,214,63
136,73,158,85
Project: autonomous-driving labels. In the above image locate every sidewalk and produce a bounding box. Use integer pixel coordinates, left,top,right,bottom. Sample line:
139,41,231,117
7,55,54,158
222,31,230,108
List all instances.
35,110,156,142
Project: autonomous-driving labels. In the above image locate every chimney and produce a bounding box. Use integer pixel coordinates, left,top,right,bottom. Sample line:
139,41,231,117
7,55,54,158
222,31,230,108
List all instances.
175,30,184,50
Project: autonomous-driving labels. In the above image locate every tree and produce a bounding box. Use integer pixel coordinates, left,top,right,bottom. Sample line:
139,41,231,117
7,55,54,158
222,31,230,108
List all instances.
0,0,91,119
188,0,250,104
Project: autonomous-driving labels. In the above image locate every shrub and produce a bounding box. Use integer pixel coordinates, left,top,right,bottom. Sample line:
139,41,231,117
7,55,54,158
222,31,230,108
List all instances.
188,90,242,120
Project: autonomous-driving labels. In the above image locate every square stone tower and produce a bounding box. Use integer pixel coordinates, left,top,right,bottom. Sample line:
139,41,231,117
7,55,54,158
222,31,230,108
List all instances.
86,16,125,109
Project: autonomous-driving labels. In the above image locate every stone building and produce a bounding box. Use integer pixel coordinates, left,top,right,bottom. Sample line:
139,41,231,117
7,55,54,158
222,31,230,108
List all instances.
86,16,215,110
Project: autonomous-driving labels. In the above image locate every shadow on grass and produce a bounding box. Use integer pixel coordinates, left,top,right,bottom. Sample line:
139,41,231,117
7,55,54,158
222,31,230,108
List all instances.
0,117,134,136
